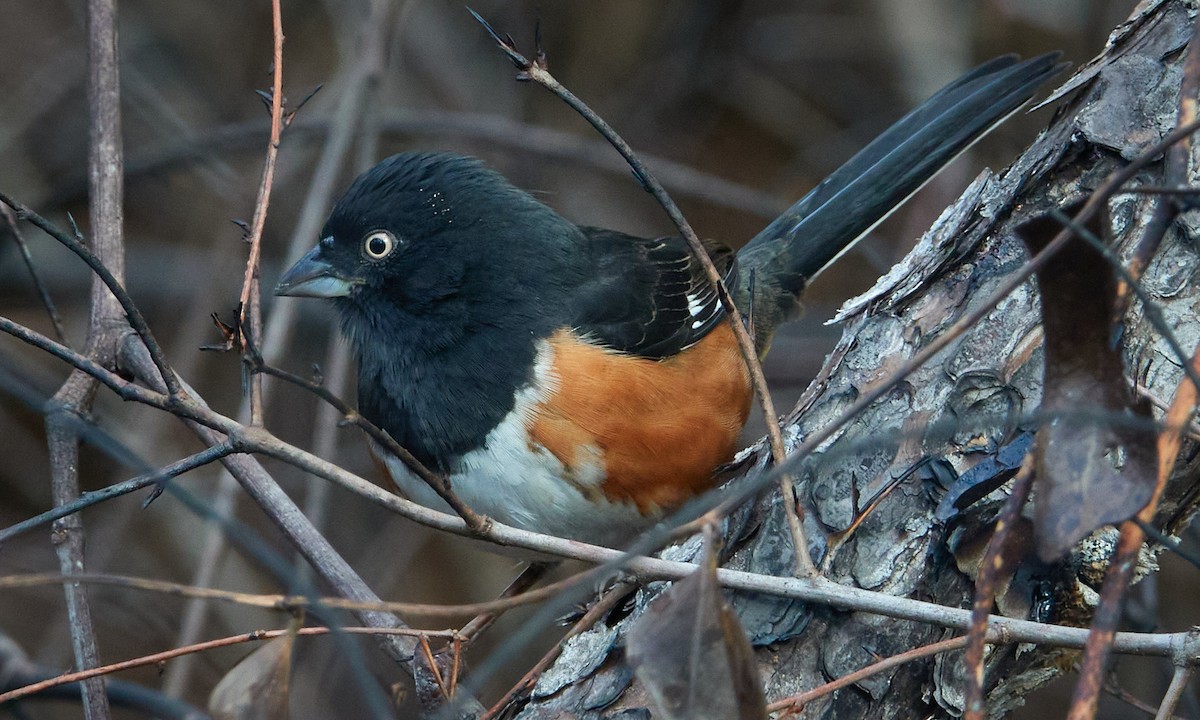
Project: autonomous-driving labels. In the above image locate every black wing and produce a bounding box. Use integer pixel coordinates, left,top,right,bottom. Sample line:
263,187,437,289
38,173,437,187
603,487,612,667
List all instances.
569,227,736,359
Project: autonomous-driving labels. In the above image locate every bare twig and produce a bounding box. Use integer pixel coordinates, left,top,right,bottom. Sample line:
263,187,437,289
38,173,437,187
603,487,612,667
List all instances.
469,10,817,577
255,361,491,533
456,562,552,645
0,625,455,706
0,569,598,620
0,202,67,343
1156,662,1196,720
0,192,180,397
0,442,236,543
766,635,971,715
8,312,1200,661
481,579,637,720
236,0,286,427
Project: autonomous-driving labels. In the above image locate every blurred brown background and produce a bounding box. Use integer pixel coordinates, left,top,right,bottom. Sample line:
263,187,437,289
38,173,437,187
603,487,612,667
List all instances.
4,0,1188,718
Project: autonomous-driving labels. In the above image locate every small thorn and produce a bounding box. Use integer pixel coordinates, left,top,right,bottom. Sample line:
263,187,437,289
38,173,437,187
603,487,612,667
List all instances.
291,84,323,117
200,312,238,353
467,7,503,45
534,17,546,69
65,212,85,244
143,482,166,508
466,7,531,70
630,166,652,193
255,88,274,113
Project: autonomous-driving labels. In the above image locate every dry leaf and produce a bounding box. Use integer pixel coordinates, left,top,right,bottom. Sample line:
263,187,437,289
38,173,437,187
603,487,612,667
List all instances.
1016,203,1155,562
626,542,766,720
208,634,294,720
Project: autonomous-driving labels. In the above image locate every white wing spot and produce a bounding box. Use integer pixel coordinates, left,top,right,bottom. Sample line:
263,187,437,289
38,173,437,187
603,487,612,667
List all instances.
686,293,705,317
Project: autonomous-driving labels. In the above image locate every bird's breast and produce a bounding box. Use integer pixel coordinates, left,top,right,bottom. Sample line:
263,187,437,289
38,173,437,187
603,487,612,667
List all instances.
376,322,752,544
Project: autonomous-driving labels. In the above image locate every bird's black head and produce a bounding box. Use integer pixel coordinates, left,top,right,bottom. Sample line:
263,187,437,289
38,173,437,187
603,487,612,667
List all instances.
276,151,587,352
274,152,590,466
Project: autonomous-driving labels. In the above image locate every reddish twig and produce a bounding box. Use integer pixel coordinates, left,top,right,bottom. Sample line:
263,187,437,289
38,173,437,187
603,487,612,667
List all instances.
963,454,1036,720
482,578,637,720
237,0,286,427
766,635,972,715
457,562,552,645
1067,343,1200,720
0,625,453,706
0,567,603,621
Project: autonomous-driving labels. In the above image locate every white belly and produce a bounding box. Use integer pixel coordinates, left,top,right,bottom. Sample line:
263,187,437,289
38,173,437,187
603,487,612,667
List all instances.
376,343,649,548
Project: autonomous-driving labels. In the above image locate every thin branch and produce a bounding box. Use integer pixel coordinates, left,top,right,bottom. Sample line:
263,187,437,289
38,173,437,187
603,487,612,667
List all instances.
0,442,236,543
1156,663,1196,720
255,361,491,533
469,10,816,577
0,192,180,397
237,0,286,427
8,315,1200,674
766,635,970,715
0,202,67,343
0,625,455,706
0,568,604,620
456,562,552,645
963,454,1036,720
481,579,637,720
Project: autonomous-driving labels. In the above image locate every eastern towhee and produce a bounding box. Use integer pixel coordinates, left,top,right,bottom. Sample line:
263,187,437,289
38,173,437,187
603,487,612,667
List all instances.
275,54,1063,546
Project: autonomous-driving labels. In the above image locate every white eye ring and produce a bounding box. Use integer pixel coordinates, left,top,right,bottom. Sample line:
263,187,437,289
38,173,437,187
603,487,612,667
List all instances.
363,230,396,260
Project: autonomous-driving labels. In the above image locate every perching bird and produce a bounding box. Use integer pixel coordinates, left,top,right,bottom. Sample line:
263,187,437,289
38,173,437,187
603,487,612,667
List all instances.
276,54,1063,546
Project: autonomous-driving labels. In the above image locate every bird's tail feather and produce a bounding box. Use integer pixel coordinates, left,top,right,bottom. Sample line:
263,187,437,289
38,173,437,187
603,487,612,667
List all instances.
736,53,1066,353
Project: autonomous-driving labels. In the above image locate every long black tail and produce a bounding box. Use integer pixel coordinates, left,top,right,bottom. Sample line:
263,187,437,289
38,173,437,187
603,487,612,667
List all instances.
736,53,1065,351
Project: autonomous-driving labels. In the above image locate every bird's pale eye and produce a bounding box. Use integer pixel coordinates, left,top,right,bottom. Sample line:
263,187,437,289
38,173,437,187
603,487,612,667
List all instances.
362,229,397,260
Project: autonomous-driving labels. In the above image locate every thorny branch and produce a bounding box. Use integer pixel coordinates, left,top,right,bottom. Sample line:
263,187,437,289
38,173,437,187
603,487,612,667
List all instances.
236,0,286,427
0,625,457,706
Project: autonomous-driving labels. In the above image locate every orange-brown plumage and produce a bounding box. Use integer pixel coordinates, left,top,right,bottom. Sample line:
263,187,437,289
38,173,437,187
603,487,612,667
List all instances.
528,323,752,512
